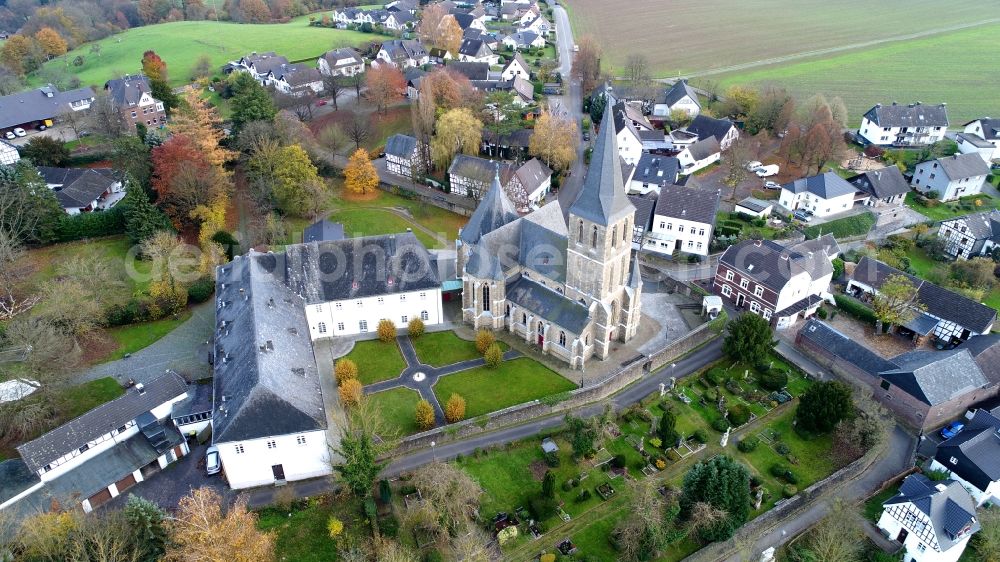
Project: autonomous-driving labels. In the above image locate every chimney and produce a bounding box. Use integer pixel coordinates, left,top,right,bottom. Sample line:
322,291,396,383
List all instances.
135,383,145,396
753,239,762,247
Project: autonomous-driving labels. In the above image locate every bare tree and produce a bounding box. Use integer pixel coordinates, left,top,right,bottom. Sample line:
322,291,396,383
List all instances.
58,107,87,140
410,463,483,533
410,88,436,176
88,92,129,138
317,123,348,156
722,136,753,200
346,72,364,98
0,230,39,320
572,35,602,95
70,510,144,562
274,91,315,122
800,500,864,562
345,111,371,151
624,54,649,84
321,74,345,111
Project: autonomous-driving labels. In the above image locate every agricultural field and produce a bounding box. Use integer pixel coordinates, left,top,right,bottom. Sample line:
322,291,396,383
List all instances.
31,16,374,88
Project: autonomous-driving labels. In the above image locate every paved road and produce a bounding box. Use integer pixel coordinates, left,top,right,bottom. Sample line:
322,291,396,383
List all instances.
547,0,587,211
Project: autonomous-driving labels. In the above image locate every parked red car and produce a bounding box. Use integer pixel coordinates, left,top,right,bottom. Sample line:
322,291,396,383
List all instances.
316,99,328,106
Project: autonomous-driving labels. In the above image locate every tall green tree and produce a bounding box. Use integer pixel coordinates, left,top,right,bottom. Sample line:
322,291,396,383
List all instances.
333,398,398,499
122,179,173,245
796,380,854,434
680,455,751,543
229,72,277,133
871,273,924,333
112,136,153,188
123,494,169,562
722,313,776,366
0,160,63,244
565,414,598,458
542,470,556,499
20,136,69,167
658,408,680,448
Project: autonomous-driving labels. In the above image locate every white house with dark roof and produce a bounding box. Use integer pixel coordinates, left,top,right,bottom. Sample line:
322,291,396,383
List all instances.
850,166,910,210
38,167,124,215
502,31,544,51
318,48,364,77
232,52,290,83
713,237,836,328
628,154,679,195
848,256,997,343
500,53,530,81
373,39,428,68
610,103,643,166
457,38,497,64
457,108,643,368
645,185,719,257
858,102,949,147
628,192,656,250
676,137,721,175
876,474,979,562
385,134,422,179
508,157,552,206
518,13,550,36
735,197,774,219
938,209,1000,260
267,63,324,96
779,172,858,217
931,405,1000,506
959,118,1000,161
912,153,990,201
683,114,738,151
3,373,189,515
652,80,700,119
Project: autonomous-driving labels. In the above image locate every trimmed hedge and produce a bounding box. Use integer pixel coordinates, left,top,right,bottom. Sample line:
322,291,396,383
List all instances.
54,207,126,242
833,294,877,324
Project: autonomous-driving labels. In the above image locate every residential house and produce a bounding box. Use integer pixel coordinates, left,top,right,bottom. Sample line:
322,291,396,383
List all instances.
386,0,419,14
0,139,19,165
104,74,167,131
373,39,429,68
481,128,533,160
385,10,415,31
857,102,949,147
445,60,490,81
457,38,498,64
463,27,499,51
938,209,1000,260
912,153,990,201
519,14,551,36
318,48,364,77
507,157,552,207
514,5,541,25
876,474,978,562
848,256,997,343
665,129,700,151
502,31,544,50
675,137,721,175
778,172,859,217
644,185,720,257
0,84,93,133
931,405,1000,506
2,373,190,515
797,319,995,430
385,133,423,179
448,12,487,32
428,47,454,64
404,68,426,98
735,197,774,219
470,76,534,106
959,118,1000,162
619,102,654,132
233,52,290,83
500,1,536,20
610,103,643,166
267,63,324,96
500,53,530,81
38,167,125,215
849,166,911,222
628,192,657,250
627,153,679,195
652,80,701,119
449,154,516,198
639,130,669,152
684,114,739,150
713,237,837,328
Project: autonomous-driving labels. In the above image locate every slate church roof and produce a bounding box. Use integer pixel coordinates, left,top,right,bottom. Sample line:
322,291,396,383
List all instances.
568,106,634,226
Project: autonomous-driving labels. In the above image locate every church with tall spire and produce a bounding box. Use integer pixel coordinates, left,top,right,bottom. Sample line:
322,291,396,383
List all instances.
457,107,642,369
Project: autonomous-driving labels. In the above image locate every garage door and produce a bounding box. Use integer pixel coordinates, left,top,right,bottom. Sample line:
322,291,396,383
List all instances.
88,488,113,510
116,473,137,493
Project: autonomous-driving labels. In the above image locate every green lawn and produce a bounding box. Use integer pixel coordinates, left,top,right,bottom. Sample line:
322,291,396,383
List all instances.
32,19,373,88
368,387,423,436
863,485,899,522
58,377,125,421
738,408,836,488
344,339,407,385
100,311,192,363
905,192,1000,222
327,208,440,249
257,495,366,562
433,358,576,417
410,331,508,367
715,22,1000,125
803,212,876,240
19,235,154,296
904,243,939,278
331,185,469,242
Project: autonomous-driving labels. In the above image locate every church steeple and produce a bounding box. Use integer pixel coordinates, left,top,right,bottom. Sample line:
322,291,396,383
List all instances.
459,164,517,245
568,104,634,226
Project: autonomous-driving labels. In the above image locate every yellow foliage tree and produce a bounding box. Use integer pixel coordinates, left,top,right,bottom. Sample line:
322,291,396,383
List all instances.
438,15,463,56
171,87,236,168
529,111,579,171
164,488,275,562
407,317,425,338
444,393,466,423
475,329,495,354
415,399,435,430
377,318,397,342
344,148,379,196
484,343,503,368
430,107,483,170
34,27,67,58
16,511,79,560
339,378,363,407
190,193,230,274
148,277,189,320
334,358,358,385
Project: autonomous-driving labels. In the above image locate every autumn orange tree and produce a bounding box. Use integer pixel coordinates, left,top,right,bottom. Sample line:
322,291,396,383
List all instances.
421,68,479,111
445,393,466,423
170,87,235,168
151,135,226,229
365,64,405,114
339,378,363,407
529,111,580,171
34,27,67,58
141,50,167,82
164,488,275,562
335,358,358,385
0,35,35,74
377,318,397,342
437,15,463,55
344,148,379,197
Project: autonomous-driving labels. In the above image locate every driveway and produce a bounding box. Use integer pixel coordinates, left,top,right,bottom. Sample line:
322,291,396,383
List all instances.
76,301,214,385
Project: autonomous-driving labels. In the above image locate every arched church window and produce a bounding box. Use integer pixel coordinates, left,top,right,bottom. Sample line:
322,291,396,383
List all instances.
482,284,491,312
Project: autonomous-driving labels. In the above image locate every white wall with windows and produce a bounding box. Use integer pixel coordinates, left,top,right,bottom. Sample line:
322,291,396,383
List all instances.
304,287,443,339
646,214,713,256
217,430,330,490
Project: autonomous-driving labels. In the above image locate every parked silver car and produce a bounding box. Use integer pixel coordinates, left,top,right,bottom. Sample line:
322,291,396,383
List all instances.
205,446,221,475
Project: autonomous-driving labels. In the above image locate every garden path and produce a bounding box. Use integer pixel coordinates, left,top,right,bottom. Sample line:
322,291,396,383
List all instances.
363,335,522,424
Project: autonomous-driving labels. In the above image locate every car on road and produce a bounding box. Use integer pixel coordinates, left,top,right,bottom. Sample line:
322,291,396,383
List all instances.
205,446,221,475
745,161,763,171
793,210,812,222
582,131,590,141
940,421,965,439
755,164,779,177
316,99,328,106
763,181,780,190
12,128,26,137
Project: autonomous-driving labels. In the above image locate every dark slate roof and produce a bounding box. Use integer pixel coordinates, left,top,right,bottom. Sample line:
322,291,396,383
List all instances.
685,115,735,143
852,257,997,334
719,239,829,292
404,67,426,87
458,38,490,57
864,102,949,128
303,219,345,243
505,31,539,47
385,133,418,158
514,158,551,194
848,166,910,199
37,166,119,209
884,474,979,552
737,197,773,214
445,61,490,81
465,242,503,279
880,349,988,406
628,193,657,231
275,63,322,87
935,408,1000,491
654,185,720,226
506,275,590,333
105,74,155,106
452,12,476,29
966,118,1000,141
171,383,214,420
933,153,991,181
0,85,95,130
789,233,841,260
631,153,679,186
450,154,516,184
460,166,518,244
686,136,721,162
800,319,897,375
662,79,700,108
0,459,39,505
322,48,363,68
781,172,857,199
568,105,635,226
212,252,327,443
16,372,186,473
518,218,567,282
957,132,995,149
483,128,533,148
244,52,290,76
502,53,529,74
957,333,1000,385
902,310,940,336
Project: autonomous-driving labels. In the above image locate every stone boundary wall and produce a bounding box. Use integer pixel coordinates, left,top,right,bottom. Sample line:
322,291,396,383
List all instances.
392,322,719,455
377,183,476,217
